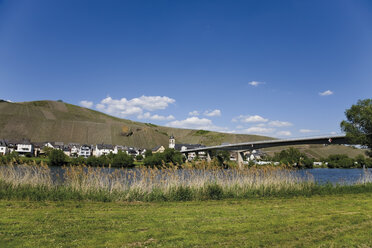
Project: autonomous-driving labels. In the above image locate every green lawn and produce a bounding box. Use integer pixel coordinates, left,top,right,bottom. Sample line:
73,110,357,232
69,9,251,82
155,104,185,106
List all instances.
1,193,371,247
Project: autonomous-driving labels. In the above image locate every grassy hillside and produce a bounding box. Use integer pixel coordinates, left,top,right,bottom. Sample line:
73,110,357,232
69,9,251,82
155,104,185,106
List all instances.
0,100,269,148
263,144,368,159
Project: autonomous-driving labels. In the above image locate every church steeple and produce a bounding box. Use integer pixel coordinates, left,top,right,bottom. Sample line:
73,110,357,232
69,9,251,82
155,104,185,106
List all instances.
169,135,175,149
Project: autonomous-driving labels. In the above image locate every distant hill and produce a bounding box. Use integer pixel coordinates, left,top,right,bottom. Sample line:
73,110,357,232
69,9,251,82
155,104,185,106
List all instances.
0,100,270,149
263,144,368,159
0,100,366,158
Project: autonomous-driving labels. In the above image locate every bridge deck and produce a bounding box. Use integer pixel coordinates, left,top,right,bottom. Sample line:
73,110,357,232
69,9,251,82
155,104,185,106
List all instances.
181,135,348,153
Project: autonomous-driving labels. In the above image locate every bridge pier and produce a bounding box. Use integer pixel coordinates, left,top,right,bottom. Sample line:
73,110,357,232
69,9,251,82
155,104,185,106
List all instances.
206,151,212,162
237,151,245,169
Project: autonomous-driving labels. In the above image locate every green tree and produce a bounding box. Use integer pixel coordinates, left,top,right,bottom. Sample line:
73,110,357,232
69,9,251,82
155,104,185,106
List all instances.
112,151,134,167
272,147,312,168
355,154,365,168
144,150,153,158
143,149,184,167
49,149,67,166
341,99,372,157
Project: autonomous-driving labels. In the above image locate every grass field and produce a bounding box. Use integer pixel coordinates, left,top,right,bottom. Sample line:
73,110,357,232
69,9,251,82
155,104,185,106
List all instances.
0,193,371,247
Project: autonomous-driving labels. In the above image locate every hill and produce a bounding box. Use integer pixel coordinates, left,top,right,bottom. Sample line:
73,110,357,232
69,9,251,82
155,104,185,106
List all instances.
0,100,270,149
0,100,367,158
263,144,368,159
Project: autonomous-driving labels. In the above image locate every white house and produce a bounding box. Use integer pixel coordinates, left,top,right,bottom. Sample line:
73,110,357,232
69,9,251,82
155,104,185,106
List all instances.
94,144,114,157
0,140,7,155
15,140,34,155
168,136,206,161
113,145,128,154
79,145,92,158
6,141,16,153
68,143,80,157
127,147,139,157
51,142,64,150
152,145,165,153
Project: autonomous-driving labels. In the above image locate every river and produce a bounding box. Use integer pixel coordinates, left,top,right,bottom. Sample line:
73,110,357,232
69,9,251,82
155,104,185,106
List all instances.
41,167,372,185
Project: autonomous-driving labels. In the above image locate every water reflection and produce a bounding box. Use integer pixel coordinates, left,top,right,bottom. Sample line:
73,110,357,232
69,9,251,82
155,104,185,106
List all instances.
44,166,372,185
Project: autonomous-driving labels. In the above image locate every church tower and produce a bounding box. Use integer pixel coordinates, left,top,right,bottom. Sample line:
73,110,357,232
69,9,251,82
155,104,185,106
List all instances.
169,135,175,149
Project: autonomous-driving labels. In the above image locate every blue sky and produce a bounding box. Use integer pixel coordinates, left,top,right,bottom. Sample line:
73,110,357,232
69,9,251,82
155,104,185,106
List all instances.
1,0,371,138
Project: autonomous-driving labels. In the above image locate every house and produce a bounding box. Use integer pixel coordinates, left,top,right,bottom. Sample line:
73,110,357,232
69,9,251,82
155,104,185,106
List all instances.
139,148,147,156
175,144,206,161
114,145,128,154
152,145,165,153
32,142,45,157
78,144,92,158
168,135,206,160
62,145,71,157
51,142,64,150
244,150,266,161
68,143,80,157
0,139,8,155
15,139,34,155
6,141,16,153
94,144,114,157
127,147,139,157
42,142,55,149
169,135,205,152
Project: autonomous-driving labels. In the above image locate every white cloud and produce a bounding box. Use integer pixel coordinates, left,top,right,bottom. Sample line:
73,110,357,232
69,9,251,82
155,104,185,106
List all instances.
138,112,175,121
276,131,292,136
188,110,200,116
269,120,293,127
330,131,337,135
319,90,333,96
256,123,267,127
232,115,268,123
248,81,265,87
299,129,320,133
241,126,275,134
204,109,221,117
166,117,225,131
95,96,175,118
80,100,93,108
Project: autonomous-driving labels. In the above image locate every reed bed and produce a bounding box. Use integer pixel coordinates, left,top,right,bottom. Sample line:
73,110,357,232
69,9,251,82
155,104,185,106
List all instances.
1,163,372,202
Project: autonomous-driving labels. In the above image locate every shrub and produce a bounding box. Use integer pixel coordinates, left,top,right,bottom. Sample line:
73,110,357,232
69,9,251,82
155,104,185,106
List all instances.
136,154,143,161
49,149,67,166
205,184,223,200
112,151,134,167
143,149,184,167
169,186,193,201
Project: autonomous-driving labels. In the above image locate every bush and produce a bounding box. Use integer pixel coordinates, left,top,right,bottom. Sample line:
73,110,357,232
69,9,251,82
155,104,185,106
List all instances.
49,149,67,166
143,149,184,167
327,154,355,168
112,151,134,167
136,154,143,161
169,186,193,201
205,184,223,200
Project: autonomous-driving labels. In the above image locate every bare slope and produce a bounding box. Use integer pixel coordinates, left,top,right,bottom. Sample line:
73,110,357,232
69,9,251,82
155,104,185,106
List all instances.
0,100,270,148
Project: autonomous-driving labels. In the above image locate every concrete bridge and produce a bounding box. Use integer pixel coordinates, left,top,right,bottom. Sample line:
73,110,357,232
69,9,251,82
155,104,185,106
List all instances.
180,134,349,167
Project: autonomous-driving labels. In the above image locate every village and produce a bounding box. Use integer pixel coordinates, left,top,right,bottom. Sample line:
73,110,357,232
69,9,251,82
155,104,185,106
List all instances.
0,135,265,162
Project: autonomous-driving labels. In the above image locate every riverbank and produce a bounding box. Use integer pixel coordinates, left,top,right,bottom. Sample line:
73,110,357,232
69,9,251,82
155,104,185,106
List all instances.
1,193,371,247
1,164,372,202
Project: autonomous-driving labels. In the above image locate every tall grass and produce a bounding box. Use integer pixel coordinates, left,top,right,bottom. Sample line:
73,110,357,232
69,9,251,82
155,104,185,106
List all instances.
0,163,372,202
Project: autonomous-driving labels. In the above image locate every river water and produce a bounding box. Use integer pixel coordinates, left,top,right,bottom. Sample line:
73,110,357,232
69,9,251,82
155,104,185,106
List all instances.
42,167,372,185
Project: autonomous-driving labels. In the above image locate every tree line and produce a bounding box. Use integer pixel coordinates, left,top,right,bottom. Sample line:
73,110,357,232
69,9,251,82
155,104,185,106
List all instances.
267,147,372,169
